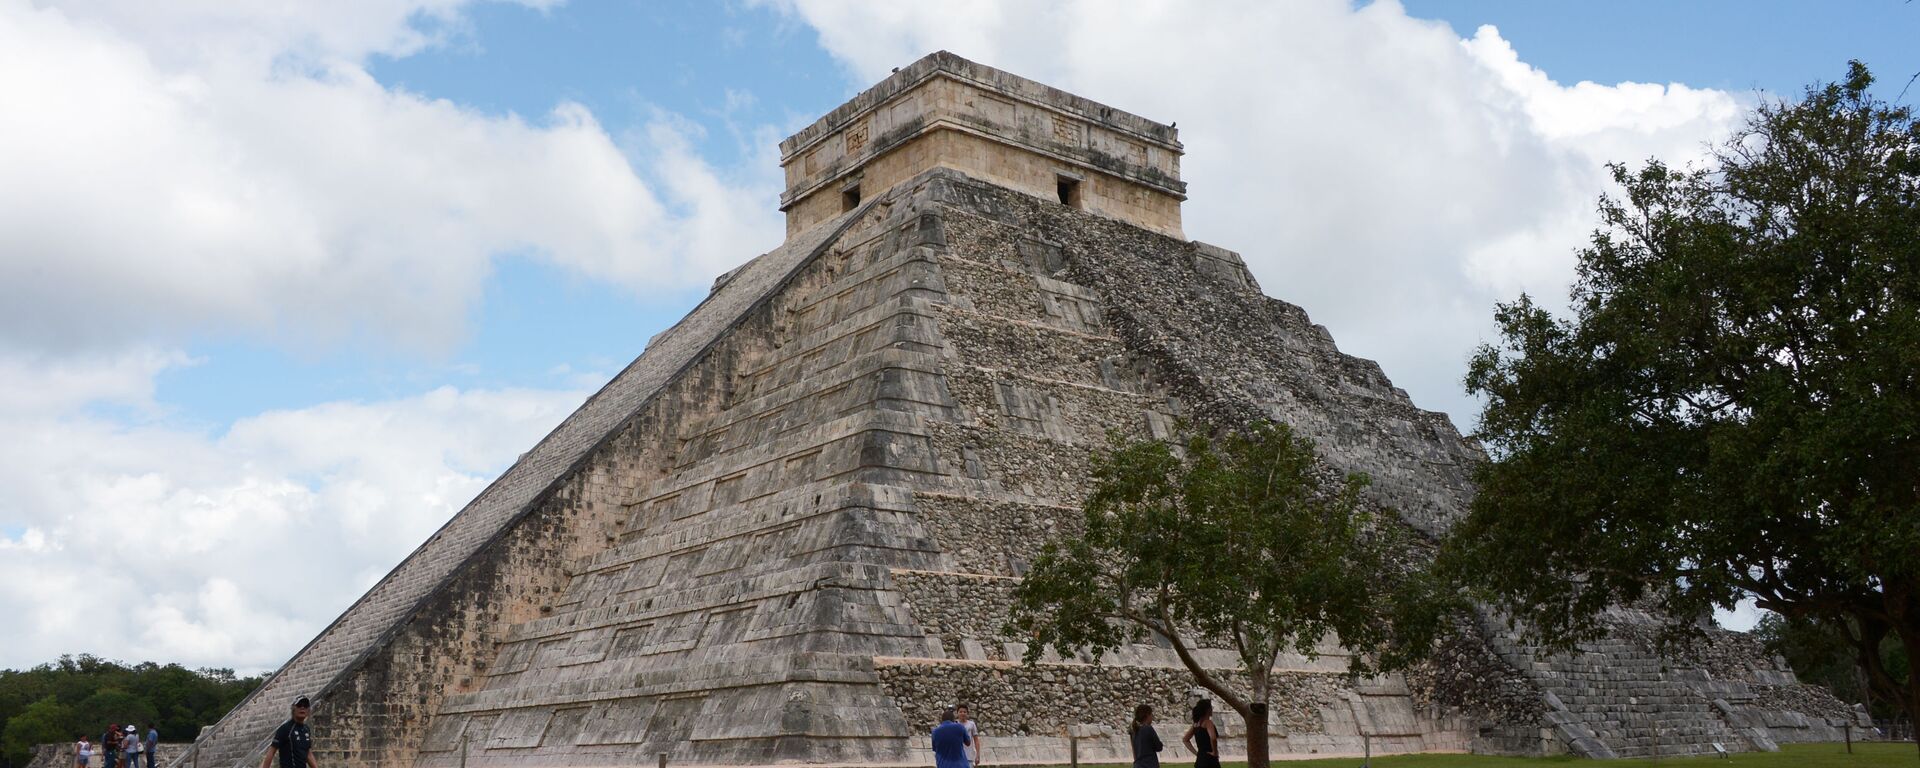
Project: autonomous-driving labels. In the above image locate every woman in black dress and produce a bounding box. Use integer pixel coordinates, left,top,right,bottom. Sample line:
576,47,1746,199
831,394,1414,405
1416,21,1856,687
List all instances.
1181,699,1219,768
1129,705,1162,768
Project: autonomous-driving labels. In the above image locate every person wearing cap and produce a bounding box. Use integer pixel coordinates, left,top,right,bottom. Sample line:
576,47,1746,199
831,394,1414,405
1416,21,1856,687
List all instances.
101,724,119,768
261,697,315,768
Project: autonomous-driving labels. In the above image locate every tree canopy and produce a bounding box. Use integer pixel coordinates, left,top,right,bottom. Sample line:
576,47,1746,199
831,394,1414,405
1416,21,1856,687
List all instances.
0,656,262,767
1010,422,1444,768
1445,62,1920,726
1752,613,1910,720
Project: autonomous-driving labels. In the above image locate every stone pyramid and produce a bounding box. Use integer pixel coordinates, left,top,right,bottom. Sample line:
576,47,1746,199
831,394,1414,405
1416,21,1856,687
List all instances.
180,52,1863,768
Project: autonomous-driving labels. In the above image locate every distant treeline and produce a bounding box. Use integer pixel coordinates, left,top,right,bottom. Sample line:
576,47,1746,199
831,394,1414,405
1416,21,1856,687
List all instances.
0,656,263,768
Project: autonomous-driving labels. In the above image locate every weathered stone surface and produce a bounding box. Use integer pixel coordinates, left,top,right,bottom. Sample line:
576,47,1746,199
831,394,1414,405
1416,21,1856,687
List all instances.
182,52,1857,768
780,51,1185,238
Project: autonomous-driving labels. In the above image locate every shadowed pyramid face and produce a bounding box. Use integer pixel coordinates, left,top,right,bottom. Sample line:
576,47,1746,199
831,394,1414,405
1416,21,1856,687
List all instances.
184,54,1860,768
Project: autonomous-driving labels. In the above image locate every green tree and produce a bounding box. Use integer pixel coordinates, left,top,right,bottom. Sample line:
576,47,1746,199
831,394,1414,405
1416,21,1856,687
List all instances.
0,697,74,767
1010,422,1445,768
1753,613,1910,720
0,658,263,767
1446,62,1920,733
75,689,156,739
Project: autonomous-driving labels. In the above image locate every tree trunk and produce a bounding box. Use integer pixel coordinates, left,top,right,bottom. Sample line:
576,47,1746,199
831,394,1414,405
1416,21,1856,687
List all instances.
1907,638,1920,759
1894,616,1920,758
1244,702,1269,768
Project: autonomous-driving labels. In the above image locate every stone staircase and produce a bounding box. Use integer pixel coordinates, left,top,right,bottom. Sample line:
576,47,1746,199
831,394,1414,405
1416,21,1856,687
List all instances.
1479,617,1747,758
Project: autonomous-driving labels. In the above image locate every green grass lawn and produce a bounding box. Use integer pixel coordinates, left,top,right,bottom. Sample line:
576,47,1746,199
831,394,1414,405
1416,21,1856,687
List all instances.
1079,742,1918,767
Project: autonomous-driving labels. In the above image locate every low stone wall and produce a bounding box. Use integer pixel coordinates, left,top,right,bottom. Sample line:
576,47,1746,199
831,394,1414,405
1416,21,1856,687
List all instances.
873,659,1339,737
28,743,190,768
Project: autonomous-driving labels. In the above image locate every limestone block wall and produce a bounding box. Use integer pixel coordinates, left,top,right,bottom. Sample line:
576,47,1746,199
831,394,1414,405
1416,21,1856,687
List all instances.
177,185,877,768
781,51,1184,238
30,743,190,768
406,191,969,768
309,206,916,767
785,128,1185,240
854,170,1478,764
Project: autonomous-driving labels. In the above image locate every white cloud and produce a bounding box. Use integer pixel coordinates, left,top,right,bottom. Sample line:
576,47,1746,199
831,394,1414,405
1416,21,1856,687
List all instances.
0,0,782,356
0,0,784,670
0,349,590,671
768,0,1748,426
1715,598,1766,633
0,0,1768,673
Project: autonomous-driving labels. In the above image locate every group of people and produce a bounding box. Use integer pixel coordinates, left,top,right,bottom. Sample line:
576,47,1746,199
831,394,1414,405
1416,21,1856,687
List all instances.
1131,699,1221,768
71,724,157,768
930,698,1223,768
928,704,982,768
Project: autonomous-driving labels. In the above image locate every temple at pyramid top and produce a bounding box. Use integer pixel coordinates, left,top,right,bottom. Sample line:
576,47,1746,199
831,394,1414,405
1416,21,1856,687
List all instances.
779,51,1186,238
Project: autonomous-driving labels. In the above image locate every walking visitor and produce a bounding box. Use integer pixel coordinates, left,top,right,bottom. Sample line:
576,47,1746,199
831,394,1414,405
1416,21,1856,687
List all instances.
930,707,970,768
1130,705,1162,768
74,735,90,768
1181,699,1219,768
122,725,138,768
261,696,316,768
144,724,158,768
954,704,981,767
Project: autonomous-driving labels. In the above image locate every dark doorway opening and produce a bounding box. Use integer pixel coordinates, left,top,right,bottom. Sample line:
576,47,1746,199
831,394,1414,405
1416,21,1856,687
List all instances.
1056,175,1081,208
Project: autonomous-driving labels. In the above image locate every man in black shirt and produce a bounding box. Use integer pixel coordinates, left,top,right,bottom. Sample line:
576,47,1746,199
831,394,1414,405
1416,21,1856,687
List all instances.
260,696,315,768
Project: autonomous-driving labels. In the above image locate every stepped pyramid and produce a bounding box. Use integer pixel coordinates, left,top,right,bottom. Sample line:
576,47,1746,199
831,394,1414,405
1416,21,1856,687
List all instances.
180,52,1864,768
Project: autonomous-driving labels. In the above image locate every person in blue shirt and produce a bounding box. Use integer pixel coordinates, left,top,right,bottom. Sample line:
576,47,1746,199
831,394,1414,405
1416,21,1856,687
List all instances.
930,707,971,768
142,724,158,768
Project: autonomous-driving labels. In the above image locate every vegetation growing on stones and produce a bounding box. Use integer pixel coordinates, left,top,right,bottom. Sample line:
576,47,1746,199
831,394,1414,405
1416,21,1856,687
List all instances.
0,656,262,767
1010,422,1446,768
1445,62,1920,734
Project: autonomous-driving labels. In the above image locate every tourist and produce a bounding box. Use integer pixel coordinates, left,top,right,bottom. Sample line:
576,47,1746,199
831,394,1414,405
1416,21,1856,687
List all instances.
122,725,139,768
930,707,970,768
261,696,316,768
74,734,91,768
100,724,118,768
1130,705,1161,768
143,724,158,768
954,704,981,767
1181,699,1218,768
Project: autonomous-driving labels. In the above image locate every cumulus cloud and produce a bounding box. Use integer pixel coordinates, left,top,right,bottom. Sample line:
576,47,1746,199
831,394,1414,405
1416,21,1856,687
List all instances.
0,0,782,356
767,0,1748,426
0,0,1775,673
0,349,590,670
0,0,786,669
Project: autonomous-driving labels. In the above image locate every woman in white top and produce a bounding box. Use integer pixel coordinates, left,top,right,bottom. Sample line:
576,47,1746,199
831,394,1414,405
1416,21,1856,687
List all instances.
75,737,91,768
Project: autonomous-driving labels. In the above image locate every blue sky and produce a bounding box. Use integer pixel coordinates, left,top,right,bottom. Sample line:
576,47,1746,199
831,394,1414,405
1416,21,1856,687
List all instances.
157,0,1920,428
1,0,1915,669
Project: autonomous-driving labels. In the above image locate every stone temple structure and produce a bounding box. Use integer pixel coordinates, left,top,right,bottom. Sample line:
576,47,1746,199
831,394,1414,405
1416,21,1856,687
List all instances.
178,52,1866,768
